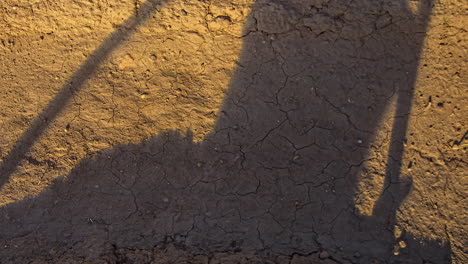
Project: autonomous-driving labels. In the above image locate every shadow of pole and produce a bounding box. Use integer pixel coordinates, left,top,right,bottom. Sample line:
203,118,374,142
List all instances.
0,0,167,187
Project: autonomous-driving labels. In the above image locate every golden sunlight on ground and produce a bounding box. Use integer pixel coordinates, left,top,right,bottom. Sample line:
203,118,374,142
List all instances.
353,2,466,259
0,0,466,262
0,0,254,204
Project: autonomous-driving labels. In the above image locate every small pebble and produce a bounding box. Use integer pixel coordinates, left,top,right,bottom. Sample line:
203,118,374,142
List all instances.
319,251,330,259
399,240,407,248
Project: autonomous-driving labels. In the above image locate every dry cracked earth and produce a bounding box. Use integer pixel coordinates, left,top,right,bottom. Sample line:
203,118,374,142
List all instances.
0,0,466,263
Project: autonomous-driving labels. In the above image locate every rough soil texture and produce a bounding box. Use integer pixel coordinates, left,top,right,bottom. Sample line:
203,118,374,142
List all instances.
0,0,466,263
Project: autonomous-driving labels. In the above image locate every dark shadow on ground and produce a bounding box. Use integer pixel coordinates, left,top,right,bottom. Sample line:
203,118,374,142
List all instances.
0,0,452,263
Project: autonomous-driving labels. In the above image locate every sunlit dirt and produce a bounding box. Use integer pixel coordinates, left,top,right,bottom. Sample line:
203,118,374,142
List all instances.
0,0,466,263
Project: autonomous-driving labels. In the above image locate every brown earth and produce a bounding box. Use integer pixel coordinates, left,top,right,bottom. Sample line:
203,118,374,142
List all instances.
0,0,466,263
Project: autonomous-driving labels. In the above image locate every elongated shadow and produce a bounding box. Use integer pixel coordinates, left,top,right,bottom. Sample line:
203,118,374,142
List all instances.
0,0,166,187
372,0,432,225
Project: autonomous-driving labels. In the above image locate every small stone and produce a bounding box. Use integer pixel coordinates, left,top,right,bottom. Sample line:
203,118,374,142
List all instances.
399,240,407,249
357,139,363,144
394,225,403,238
319,251,330,259
376,13,391,29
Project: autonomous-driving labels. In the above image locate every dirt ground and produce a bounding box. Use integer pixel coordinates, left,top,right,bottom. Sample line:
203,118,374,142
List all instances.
0,0,466,263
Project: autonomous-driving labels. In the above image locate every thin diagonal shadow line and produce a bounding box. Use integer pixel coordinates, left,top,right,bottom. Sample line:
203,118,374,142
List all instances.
0,0,167,186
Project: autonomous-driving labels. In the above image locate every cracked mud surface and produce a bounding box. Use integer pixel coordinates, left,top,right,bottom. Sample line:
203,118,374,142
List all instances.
0,0,466,263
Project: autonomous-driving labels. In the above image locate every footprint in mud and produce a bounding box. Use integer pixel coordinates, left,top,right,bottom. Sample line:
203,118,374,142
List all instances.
0,0,452,263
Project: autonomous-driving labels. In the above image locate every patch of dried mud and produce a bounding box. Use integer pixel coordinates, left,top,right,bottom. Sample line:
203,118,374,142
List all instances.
0,0,466,263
